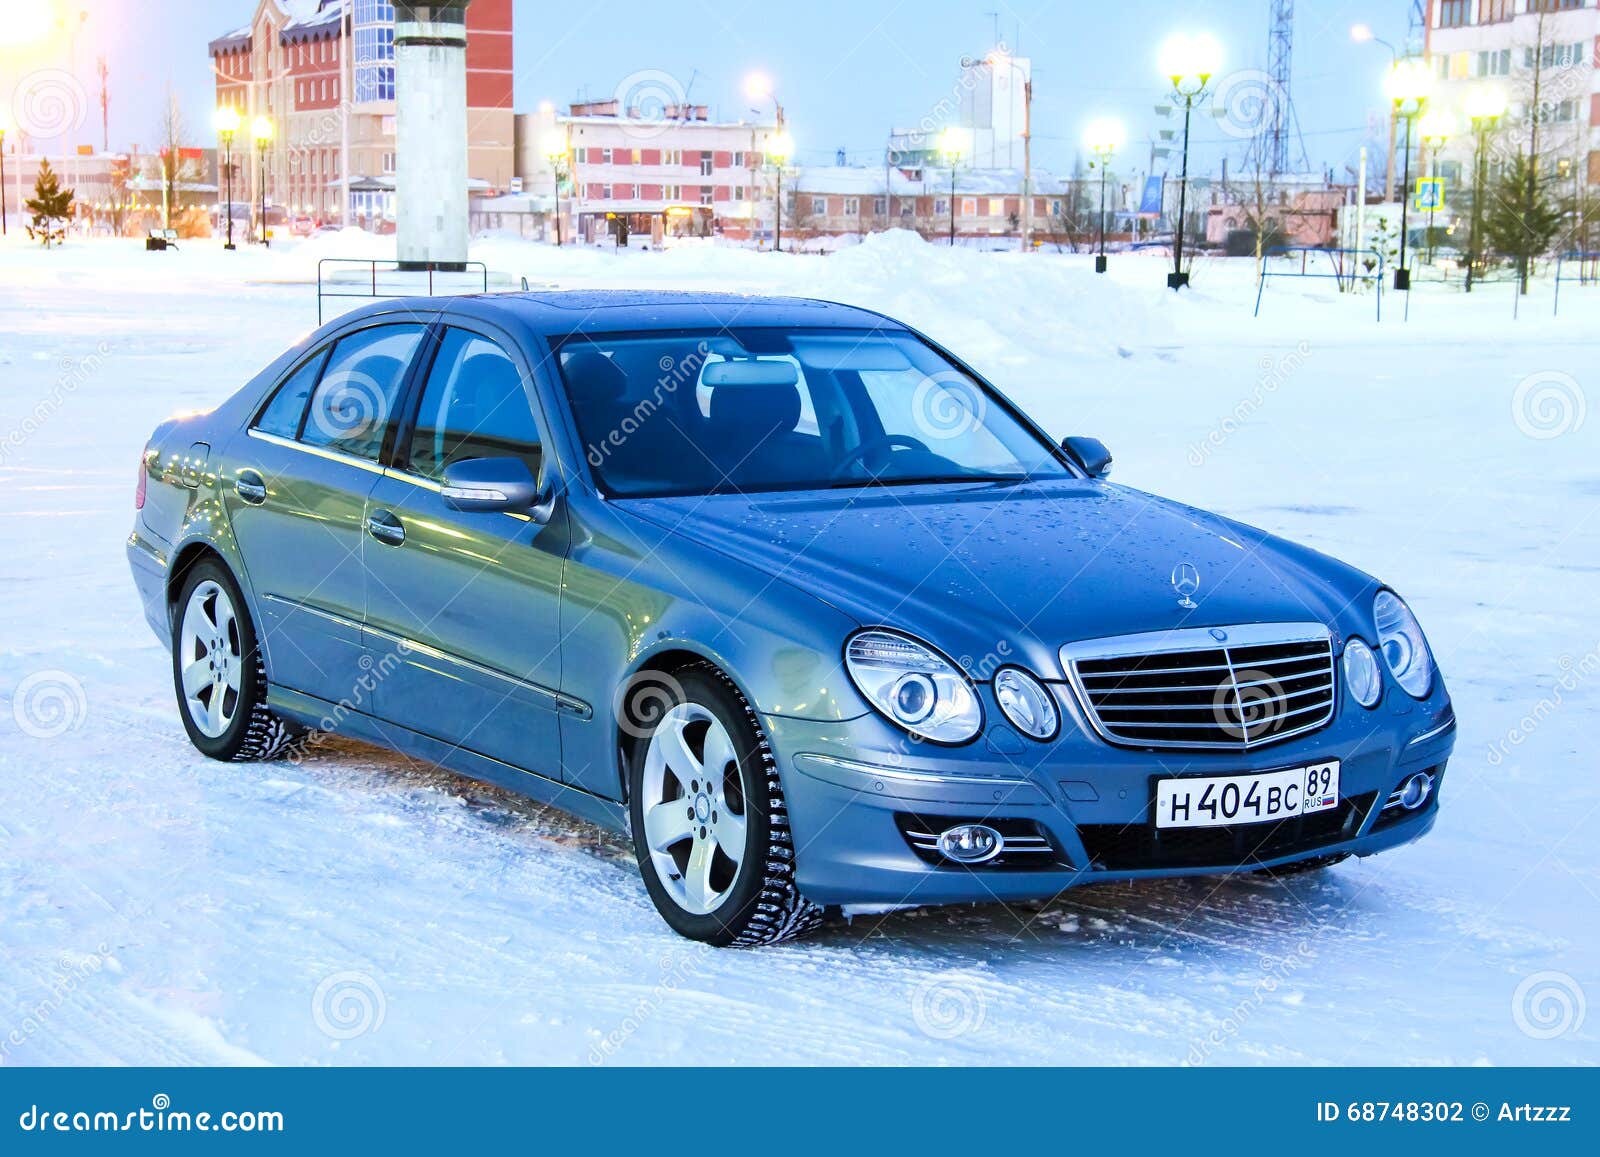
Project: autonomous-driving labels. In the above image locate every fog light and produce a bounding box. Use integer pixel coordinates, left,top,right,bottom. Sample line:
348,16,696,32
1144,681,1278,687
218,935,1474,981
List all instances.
1399,772,1433,810
936,823,1004,864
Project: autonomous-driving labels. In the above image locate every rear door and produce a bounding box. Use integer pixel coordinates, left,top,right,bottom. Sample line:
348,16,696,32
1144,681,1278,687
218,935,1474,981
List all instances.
361,324,569,780
224,322,426,707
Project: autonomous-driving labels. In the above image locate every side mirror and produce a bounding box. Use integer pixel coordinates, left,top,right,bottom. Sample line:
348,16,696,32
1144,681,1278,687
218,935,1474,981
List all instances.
440,457,542,514
1061,436,1113,479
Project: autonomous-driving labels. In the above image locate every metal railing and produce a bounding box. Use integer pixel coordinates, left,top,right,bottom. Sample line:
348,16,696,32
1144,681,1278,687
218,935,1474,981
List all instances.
316,258,491,324
1255,246,1385,322
1553,252,1600,317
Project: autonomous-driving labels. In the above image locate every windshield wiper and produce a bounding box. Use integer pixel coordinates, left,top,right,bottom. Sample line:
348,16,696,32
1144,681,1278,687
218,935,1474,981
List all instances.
825,474,1030,490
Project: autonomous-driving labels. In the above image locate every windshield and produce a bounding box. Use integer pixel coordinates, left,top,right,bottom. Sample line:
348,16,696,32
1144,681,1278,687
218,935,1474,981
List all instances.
554,328,1071,498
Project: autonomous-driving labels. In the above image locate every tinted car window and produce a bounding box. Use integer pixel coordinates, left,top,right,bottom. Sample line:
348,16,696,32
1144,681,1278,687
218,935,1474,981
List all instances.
408,330,542,482
253,349,327,439
303,324,425,461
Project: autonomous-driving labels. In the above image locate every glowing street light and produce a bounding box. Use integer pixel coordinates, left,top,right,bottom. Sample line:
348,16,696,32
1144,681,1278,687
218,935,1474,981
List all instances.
1158,32,1221,289
214,105,241,249
1084,117,1124,272
1384,58,1430,289
1464,85,1507,293
252,115,274,247
766,130,792,252
938,125,970,247
540,119,571,247
1417,108,1454,264
744,71,784,126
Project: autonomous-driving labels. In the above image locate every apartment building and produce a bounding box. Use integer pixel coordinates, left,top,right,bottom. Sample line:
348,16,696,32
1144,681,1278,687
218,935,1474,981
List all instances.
207,0,514,227
517,101,781,244
1424,0,1599,186
783,166,1068,248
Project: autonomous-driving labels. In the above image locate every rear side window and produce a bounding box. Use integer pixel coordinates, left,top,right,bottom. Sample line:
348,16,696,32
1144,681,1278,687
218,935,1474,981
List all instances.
253,350,326,439
303,324,426,460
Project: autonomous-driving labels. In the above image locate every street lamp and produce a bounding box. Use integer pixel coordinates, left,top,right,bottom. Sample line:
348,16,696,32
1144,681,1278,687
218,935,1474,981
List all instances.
745,72,784,126
214,105,240,250
766,130,792,252
541,130,570,247
1084,117,1125,273
1158,32,1221,290
252,115,274,247
938,126,970,248
1464,84,1506,294
1384,57,1430,290
1417,108,1453,266
985,48,1034,253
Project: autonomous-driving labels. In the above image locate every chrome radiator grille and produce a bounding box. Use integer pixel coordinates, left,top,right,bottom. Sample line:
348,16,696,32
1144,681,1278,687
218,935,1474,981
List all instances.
1061,623,1337,751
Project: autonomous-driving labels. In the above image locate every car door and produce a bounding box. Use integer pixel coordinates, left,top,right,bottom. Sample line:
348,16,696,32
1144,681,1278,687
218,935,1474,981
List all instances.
225,322,426,707
361,324,569,780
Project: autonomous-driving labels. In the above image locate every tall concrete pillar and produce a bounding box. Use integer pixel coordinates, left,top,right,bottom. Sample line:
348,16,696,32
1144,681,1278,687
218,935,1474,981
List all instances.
395,1,471,271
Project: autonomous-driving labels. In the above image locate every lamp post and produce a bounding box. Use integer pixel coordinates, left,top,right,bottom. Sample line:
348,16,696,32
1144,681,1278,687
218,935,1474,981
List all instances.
1159,32,1221,290
214,106,240,250
1417,108,1453,267
252,115,274,247
1464,85,1505,294
984,49,1033,252
766,131,792,252
541,133,569,246
1384,57,1430,291
938,126,969,248
1351,24,1402,203
1085,117,1125,273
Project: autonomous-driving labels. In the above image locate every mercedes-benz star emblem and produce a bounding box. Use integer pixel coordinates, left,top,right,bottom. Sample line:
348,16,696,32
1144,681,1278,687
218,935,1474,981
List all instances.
1172,562,1201,610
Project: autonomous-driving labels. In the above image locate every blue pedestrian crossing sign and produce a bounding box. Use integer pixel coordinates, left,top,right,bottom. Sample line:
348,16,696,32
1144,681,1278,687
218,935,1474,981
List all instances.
1414,177,1445,213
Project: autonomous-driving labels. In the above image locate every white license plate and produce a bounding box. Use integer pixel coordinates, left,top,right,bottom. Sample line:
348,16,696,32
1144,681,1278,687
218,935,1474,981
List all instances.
1155,761,1340,829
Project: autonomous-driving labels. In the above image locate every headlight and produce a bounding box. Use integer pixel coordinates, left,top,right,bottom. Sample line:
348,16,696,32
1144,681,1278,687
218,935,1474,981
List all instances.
994,666,1060,740
845,630,982,744
1342,638,1382,708
1374,590,1434,698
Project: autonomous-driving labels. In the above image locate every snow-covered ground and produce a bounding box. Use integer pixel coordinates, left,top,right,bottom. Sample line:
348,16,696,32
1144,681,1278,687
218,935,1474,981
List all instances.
1,230,1595,1066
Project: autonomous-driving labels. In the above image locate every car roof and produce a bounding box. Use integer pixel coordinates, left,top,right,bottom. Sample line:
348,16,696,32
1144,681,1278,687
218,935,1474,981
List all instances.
441,289,902,336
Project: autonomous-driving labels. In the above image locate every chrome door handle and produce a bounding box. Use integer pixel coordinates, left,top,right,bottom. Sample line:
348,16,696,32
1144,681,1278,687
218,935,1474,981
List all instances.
235,469,267,505
366,510,406,546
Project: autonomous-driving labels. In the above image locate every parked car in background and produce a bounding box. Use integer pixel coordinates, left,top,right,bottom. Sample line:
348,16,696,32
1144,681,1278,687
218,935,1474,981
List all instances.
127,292,1455,945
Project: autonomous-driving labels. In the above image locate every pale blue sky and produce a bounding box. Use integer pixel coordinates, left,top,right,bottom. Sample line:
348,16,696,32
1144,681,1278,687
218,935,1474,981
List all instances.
9,0,1413,180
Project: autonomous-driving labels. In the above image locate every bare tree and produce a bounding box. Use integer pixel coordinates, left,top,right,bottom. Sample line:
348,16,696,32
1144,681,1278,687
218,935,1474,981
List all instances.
155,87,196,232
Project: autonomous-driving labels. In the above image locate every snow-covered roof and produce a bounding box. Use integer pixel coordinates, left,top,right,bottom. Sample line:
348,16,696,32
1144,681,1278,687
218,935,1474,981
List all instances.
788,165,1067,197
210,0,346,54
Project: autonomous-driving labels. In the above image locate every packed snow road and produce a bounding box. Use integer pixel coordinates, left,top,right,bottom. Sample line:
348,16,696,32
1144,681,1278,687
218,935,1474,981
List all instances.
1,233,1595,1065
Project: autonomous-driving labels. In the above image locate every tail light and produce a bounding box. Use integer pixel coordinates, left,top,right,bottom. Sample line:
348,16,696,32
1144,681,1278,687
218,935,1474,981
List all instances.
135,444,149,509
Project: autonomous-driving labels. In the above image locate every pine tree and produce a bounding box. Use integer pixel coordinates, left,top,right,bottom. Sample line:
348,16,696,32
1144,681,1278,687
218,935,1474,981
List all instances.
1483,152,1565,294
25,159,76,247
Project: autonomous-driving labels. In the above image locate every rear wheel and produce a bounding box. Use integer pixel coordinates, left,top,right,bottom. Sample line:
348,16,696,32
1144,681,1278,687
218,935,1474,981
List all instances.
171,559,301,762
627,664,822,946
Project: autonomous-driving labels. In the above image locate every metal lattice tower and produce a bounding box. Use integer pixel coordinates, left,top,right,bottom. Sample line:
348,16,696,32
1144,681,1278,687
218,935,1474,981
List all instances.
1265,0,1294,176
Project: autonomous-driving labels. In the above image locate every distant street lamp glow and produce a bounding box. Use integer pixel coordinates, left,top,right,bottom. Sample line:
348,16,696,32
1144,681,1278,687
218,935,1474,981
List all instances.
253,116,274,247
0,7,53,47
541,127,570,247
1084,118,1124,273
766,131,793,252
1464,85,1508,123
1385,58,1430,290
1464,85,1507,293
1158,33,1221,290
938,126,970,247
214,106,241,250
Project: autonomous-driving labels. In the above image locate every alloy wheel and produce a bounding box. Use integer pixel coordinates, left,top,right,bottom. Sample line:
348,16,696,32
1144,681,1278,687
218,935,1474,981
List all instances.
639,702,749,915
179,579,243,739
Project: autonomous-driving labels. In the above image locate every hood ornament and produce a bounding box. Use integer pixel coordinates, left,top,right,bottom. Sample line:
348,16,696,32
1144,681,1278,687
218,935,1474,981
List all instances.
1171,562,1201,610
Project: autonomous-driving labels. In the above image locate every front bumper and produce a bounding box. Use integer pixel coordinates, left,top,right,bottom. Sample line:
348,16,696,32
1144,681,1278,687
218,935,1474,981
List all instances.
772,681,1455,907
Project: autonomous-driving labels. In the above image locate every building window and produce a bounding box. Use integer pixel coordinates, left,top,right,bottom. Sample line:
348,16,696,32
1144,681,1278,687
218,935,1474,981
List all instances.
353,0,396,104
664,185,680,200
933,198,947,216
872,196,887,215
700,151,714,176
961,197,977,215
600,148,612,164
1478,48,1511,77
733,151,744,167
382,152,395,174
602,184,613,199
844,197,859,215
810,196,827,215
630,148,641,165
700,185,714,206
987,198,1005,217
1437,0,1470,27
1477,0,1512,22
734,185,746,200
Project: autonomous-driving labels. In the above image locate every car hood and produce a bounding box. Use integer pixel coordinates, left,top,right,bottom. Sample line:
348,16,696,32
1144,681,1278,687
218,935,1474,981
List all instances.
619,479,1373,678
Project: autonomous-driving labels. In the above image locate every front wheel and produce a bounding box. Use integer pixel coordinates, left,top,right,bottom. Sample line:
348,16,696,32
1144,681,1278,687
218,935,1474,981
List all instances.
627,664,822,946
171,559,302,762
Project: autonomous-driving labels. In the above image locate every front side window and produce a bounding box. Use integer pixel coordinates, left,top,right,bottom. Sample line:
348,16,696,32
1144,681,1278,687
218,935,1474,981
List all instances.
303,324,425,460
407,330,542,482
556,328,1069,498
